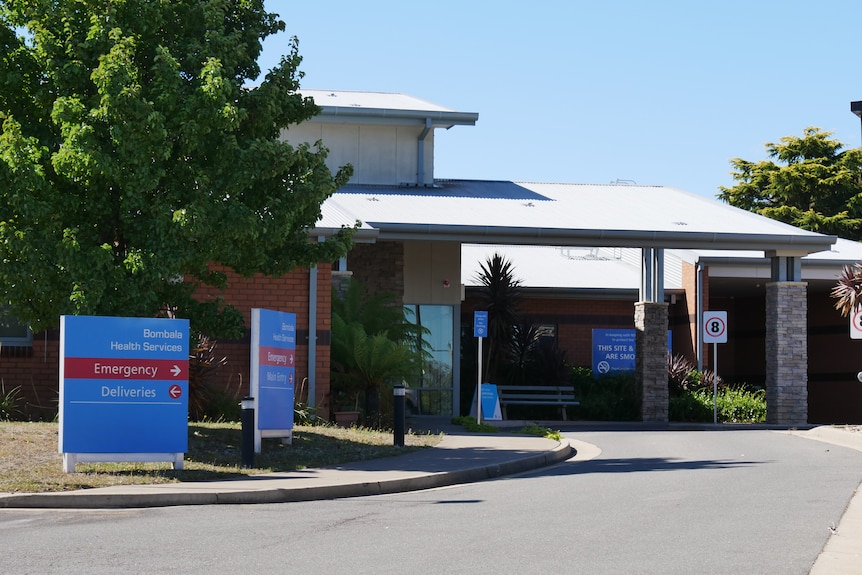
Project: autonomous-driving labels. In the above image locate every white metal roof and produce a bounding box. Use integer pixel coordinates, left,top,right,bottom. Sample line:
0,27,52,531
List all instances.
460,241,859,292
302,90,456,112
300,90,479,128
323,180,837,255
461,244,648,291
316,201,359,229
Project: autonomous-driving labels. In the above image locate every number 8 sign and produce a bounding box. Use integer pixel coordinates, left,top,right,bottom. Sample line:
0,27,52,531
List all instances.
851,308,862,340
703,311,728,344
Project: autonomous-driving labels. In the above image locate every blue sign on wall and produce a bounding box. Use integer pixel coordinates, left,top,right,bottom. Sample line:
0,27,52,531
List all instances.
592,328,673,376
592,329,636,375
251,309,296,431
59,315,190,454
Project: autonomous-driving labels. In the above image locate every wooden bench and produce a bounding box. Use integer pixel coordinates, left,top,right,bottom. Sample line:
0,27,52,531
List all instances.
496,385,579,420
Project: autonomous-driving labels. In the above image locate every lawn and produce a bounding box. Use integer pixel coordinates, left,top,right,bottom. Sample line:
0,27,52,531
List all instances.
0,422,441,493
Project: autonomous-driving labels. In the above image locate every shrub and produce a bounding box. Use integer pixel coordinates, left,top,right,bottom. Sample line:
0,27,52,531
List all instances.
187,335,229,421
717,386,766,423
0,381,23,421
199,385,243,422
669,389,713,421
667,354,724,396
670,386,766,423
519,423,562,440
452,415,499,433
570,367,641,421
330,279,427,423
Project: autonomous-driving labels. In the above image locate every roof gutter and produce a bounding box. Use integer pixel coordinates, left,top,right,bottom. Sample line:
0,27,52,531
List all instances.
315,106,479,129
309,226,380,244
366,223,838,255
696,254,857,268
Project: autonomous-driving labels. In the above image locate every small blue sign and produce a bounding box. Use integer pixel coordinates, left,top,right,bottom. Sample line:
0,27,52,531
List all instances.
469,383,502,420
481,383,502,420
474,311,489,338
251,309,296,431
59,315,190,454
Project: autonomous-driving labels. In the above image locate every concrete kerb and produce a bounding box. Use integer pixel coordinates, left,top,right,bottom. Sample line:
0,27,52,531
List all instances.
0,435,577,509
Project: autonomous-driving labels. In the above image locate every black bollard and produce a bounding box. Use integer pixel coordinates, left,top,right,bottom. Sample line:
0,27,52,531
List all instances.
241,396,255,468
393,385,405,447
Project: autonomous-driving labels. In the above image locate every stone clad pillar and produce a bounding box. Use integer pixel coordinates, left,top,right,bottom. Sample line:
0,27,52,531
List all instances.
636,301,669,422
765,281,808,424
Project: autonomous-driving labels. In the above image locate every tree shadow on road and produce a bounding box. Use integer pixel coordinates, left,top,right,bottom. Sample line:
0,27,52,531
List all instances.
534,455,767,477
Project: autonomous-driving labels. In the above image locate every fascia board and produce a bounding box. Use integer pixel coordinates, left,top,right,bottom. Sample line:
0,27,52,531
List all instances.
369,223,837,255
314,107,478,128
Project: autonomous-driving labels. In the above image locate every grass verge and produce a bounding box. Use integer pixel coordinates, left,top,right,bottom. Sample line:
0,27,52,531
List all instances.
0,422,441,493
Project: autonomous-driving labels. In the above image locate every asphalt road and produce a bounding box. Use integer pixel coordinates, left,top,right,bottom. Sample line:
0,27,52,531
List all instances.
2,429,861,574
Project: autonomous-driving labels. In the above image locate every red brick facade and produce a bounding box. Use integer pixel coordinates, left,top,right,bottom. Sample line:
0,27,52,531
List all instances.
6,251,861,424
3,264,334,420
193,264,334,412
347,241,405,301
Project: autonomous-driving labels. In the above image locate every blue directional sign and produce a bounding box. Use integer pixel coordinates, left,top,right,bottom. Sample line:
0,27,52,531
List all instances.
59,315,190,454
251,309,296,431
474,311,489,338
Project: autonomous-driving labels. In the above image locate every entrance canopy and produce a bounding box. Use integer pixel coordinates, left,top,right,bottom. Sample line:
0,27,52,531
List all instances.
315,180,837,256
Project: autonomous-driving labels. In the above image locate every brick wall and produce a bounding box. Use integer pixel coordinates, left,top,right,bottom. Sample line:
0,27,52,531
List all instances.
1,331,60,418
195,264,333,410
3,264,332,419
347,241,405,302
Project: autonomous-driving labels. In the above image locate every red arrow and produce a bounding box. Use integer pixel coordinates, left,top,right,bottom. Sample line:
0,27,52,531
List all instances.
168,384,183,399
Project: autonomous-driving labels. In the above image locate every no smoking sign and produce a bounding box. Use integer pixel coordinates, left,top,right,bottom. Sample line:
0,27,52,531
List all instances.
703,311,728,344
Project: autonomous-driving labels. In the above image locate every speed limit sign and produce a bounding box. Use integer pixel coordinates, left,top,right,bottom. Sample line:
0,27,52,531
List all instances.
703,311,728,344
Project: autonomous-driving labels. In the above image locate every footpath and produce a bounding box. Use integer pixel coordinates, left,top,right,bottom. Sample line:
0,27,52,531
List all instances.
0,422,859,573
0,420,579,510
787,425,862,575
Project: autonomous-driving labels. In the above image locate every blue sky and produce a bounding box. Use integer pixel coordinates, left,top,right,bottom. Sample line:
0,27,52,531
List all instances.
259,1,862,199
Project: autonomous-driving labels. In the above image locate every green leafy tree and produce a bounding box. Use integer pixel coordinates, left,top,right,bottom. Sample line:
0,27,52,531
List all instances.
718,127,862,240
0,0,354,337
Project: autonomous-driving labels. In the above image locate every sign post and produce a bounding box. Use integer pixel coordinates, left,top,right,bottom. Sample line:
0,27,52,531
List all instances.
474,311,488,424
250,308,296,453
703,311,728,424
59,315,189,472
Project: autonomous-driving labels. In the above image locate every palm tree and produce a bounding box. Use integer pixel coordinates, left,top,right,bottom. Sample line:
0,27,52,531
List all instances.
474,253,522,383
832,263,862,317
330,279,428,419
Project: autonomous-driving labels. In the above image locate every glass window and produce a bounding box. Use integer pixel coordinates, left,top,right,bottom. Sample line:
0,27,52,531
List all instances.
403,304,454,416
0,306,31,346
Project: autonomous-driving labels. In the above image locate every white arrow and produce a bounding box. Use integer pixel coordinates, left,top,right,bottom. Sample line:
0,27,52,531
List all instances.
171,365,181,377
